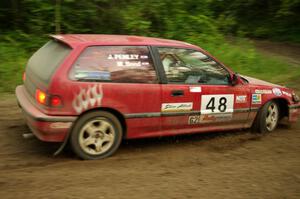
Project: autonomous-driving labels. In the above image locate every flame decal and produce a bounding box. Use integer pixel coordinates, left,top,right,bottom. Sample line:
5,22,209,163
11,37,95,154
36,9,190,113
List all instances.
72,85,103,113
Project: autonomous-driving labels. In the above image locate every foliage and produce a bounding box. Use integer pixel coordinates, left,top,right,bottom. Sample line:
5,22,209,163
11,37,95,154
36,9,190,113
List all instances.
0,0,299,93
208,39,300,88
1,0,298,42
0,42,27,93
210,0,300,42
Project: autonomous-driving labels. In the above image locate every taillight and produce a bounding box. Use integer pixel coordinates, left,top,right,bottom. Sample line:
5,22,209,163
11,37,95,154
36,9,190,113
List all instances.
50,96,62,107
35,89,63,107
22,72,26,82
36,89,47,105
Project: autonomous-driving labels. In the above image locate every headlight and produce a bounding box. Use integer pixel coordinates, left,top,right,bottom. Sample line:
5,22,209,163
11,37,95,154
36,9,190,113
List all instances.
292,93,300,102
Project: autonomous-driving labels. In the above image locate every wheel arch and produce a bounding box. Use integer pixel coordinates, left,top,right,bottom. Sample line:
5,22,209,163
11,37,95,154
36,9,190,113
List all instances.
251,97,288,133
260,97,289,119
271,97,289,119
74,107,127,139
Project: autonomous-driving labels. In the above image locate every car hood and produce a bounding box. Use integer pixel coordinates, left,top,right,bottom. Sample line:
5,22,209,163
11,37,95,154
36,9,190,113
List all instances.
241,75,284,88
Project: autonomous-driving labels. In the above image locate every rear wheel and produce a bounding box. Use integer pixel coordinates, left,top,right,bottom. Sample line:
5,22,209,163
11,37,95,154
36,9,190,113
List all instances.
252,101,279,133
70,111,122,160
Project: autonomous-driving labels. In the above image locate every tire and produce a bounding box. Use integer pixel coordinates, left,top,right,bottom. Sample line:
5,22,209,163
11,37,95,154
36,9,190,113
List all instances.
70,111,123,160
252,100,280,133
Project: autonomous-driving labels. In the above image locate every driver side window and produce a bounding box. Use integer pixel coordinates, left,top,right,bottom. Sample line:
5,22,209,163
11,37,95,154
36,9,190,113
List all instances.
157,47,230,85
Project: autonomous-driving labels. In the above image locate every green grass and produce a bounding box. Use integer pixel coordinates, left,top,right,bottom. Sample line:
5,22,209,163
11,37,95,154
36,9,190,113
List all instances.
0,38,299,94
0,42,29,93
202,38,300,91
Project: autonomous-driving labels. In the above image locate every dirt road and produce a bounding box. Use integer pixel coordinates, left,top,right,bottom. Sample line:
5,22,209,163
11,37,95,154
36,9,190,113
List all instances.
253,40,300,66
0,94,299,199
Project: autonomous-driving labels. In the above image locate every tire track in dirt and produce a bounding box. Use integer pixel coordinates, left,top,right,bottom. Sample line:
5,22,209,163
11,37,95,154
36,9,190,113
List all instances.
0,95,300,199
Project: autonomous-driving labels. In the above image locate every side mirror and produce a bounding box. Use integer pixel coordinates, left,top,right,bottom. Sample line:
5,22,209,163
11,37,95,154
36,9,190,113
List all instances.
231,73,239,86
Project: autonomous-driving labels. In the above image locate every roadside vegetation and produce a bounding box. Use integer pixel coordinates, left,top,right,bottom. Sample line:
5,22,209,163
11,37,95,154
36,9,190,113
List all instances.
0,0,299,93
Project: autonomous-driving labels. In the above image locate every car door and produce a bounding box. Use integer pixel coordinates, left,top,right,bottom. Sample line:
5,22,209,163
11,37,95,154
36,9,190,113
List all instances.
154,47,251,134
67,45,162,138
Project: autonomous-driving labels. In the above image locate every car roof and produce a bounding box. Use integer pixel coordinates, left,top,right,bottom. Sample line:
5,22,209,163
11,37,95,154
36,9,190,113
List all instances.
49,34,199,49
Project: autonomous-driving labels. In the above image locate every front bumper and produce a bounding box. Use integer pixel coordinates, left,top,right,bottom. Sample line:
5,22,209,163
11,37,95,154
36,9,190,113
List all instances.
289,103,300,123
16,85,77,142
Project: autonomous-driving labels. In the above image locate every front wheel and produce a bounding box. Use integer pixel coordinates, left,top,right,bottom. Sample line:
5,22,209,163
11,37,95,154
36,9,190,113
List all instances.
252,101,280,133
70,111,123,160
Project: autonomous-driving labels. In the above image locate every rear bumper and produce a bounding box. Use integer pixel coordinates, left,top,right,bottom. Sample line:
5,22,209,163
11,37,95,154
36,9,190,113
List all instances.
16,85,77,142
289,103,300,123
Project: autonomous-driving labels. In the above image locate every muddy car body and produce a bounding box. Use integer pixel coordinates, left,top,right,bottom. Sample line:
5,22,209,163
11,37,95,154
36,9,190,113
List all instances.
16,34,300,159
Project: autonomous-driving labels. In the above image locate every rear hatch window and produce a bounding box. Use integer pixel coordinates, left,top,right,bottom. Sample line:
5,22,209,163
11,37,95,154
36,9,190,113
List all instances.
26,40,71,83
24,40,71,99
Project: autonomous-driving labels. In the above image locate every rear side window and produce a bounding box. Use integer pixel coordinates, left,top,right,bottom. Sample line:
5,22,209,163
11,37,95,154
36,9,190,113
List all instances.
27,40,71,83
70,46,157,83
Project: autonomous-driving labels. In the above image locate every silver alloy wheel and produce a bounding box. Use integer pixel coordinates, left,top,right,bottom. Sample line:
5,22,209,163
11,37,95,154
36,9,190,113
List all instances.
79,118,115,155
265,103,279,131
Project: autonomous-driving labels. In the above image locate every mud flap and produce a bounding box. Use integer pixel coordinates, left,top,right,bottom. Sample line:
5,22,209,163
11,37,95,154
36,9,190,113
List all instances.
53,130,71,156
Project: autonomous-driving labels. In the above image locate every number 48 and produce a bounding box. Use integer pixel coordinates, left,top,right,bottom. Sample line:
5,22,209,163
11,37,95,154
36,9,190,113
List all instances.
206,97,227,112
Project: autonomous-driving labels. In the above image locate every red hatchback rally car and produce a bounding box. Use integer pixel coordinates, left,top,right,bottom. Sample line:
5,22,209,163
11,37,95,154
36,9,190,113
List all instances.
16,34,300,160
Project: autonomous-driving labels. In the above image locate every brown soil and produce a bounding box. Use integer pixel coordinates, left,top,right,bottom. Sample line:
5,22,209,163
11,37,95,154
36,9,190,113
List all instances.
0,95,299,199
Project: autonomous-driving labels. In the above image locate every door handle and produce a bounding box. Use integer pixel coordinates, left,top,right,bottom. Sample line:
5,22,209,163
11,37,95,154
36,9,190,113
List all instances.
171,90,184,96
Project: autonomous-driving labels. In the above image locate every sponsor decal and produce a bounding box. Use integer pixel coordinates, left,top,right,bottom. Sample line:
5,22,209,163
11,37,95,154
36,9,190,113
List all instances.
252,94,262,104
189,86,202,93
255,89,272,94
272,88,282,96
161,102,193,112
282,91,292,97
201,95,234,114
188,115,201,125
72,85,103,113
75,70,111,80
188,113,232,125
50,122,72,129
236,95,247,103
201,113,232,123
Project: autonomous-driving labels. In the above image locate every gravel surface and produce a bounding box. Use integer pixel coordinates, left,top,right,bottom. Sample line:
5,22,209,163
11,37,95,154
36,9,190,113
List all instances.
0,95,299,199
